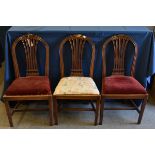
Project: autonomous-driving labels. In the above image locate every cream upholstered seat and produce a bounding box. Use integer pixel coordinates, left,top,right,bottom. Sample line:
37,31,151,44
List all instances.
54,77,99,95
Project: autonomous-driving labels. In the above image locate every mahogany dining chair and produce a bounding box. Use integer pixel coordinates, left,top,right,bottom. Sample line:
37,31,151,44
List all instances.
53,34,100,125
3,34,53,127
99,34,148,125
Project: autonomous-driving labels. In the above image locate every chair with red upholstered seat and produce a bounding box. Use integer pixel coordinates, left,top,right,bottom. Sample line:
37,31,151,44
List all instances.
3,34,53,127
99,34,148,125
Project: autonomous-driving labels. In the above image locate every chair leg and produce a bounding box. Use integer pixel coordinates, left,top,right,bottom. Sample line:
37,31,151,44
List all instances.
53,97,58,125
94,98,100,126
99,96,104,125
137,97,147,124
4,101,13,127
48,97,53,126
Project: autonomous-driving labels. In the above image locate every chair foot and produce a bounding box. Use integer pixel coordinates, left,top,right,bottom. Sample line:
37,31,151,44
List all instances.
5,101,14,127
137,97,147,124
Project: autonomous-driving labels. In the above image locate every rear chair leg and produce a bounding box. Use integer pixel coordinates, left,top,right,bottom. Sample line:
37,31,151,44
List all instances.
48,97,53,126
53,97,58,125
5,101,13,127
137,97,147,124
99,96,104,125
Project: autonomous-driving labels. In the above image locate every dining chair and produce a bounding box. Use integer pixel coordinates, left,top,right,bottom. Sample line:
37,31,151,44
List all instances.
3,34,53,127
53,34,100,125
99,34,148,125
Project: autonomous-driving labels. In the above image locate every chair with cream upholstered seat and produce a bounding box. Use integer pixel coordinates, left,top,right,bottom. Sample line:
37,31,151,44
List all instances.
53,34,100,125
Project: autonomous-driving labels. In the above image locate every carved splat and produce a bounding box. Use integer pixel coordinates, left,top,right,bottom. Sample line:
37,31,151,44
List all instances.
69,37,86,76
22,38,39,76
112,36,129,75
59,34,95,78
11,34,49,78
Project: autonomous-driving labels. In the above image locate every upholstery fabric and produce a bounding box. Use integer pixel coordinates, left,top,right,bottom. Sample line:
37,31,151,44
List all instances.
104,75,147,94
54,77,99,95
5,76,51,95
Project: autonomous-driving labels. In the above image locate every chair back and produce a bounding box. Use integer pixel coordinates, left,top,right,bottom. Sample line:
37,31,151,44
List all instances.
59,34,95,78
12,34,49,78
102,34,138,77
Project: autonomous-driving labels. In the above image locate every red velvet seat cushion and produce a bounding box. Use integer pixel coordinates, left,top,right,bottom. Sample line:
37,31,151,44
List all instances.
5,76,51,95
104,75,147,94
